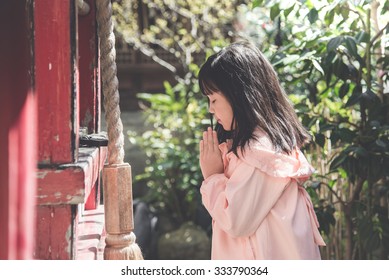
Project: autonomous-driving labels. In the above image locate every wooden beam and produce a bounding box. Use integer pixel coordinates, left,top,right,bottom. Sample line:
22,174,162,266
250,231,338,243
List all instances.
37,147,107,205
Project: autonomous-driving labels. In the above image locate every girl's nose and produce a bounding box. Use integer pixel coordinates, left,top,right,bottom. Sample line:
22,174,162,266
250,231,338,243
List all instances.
208,104,214,114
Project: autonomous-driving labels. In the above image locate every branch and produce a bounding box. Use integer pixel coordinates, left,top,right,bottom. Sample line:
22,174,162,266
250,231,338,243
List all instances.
307,111,359,129
146,38,176,55
320,181,346,208
345,5,367,31
370,22,389,46
349,177,366,204
127,38,178,73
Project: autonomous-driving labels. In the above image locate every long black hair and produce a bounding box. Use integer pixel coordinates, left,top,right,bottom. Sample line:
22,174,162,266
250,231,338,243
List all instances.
198,40,311,155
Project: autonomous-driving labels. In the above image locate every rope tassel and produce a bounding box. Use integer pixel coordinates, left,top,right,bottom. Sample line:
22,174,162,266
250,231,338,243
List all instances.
96,0,143,260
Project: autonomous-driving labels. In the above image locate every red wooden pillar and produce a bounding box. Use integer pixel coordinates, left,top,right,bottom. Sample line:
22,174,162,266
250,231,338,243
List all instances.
0,0,37,260
34,0,80,260
35,0,79,164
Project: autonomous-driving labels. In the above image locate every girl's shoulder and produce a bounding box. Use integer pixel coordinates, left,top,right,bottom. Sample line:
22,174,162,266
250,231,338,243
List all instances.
236,129,314,179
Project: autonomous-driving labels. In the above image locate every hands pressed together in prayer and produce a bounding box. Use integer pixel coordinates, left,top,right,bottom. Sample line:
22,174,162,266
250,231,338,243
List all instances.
199,127,224,179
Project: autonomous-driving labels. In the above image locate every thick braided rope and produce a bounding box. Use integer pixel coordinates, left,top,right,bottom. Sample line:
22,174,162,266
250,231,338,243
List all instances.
96,0,124,164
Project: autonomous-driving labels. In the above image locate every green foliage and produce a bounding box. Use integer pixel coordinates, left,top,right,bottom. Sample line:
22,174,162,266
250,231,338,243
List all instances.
241,0,389,259
113,0,238,228
131,78,209,225
115,0,389,259
112,0,241,81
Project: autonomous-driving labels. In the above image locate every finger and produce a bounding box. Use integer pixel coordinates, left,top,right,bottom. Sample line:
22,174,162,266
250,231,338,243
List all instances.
212,130,219,150
203,131,208,153
207,127,213,151
199,140,204,156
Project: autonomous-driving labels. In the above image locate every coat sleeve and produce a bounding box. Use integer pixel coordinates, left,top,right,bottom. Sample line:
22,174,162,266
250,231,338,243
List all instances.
200,160,290,238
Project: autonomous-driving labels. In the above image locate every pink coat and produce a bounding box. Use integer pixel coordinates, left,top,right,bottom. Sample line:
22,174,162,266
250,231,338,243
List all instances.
200,131,326,260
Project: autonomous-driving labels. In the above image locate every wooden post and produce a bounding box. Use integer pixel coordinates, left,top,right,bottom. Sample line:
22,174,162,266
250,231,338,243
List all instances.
103,164,140,259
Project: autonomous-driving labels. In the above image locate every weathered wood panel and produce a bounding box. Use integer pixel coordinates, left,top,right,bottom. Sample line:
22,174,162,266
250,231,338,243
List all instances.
37,147,107,206
34,205,78,260
35,0,79,164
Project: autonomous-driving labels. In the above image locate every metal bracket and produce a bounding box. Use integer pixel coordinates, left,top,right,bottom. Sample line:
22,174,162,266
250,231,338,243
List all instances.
80,132,108,147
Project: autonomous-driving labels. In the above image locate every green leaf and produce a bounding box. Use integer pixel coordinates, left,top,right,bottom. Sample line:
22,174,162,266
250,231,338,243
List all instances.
315,133,326,148
341,6,349,20
354,147,369,158
163,81,174,97
270,4,281,21
310,181,322,189
330,153,347,171
337,128,356,142
369,120,381,129
345,84,361,107
324,53,335,85
377,55,389,69
319,123,336,132
308,8,319,24
327,36,343,52
375,139,387,149
283,4,295,17
324,9,335,26
333,58,350,81
294,103,309,113
355,31,369,43
324,51,337,67
252,0,264,9
344,36,358,57
312,59,324,75
282,54,300,65
339,82,350,98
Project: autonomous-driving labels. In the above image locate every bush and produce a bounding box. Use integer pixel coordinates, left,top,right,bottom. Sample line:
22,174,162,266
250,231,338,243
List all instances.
130,78,210,228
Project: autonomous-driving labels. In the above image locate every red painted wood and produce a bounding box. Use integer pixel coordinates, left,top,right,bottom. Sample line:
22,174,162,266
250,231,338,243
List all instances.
0,0,37,260
85,181,99,210
35,0,79,164
79,0,101,133
75,205,105,260
34,205,79,260
37,147,107,205
85,146,107,210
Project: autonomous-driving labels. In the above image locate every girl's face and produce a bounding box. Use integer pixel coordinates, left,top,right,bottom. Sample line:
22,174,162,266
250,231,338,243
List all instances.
207,91,234,131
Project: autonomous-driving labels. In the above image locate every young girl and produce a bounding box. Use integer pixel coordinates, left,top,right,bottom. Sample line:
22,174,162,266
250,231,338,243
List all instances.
198,41,325,260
